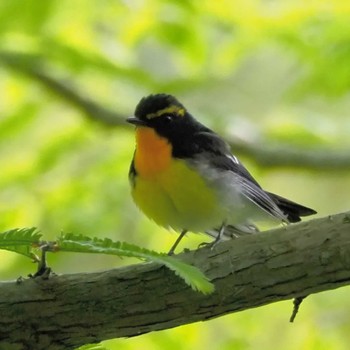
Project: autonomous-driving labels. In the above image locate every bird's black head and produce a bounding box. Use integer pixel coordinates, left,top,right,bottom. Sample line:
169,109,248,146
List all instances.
127,94,214,158
127,94,205,141
134,94,185,121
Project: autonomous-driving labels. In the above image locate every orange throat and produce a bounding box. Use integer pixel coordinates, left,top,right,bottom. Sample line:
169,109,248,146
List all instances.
134,127,172,179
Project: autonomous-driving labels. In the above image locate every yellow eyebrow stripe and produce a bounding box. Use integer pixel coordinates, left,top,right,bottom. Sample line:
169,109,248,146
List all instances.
146,105,185,119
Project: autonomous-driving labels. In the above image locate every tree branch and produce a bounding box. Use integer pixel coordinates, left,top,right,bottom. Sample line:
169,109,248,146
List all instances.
0,51,124,127
230,142,350,170
1,211,350,349
1,50,350,170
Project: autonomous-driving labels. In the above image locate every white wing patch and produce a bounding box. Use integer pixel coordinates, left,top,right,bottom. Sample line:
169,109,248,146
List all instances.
226,154,239,164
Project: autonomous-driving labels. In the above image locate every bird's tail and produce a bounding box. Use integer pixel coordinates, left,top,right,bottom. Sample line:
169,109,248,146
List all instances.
266,192,317,223
205,193,316,242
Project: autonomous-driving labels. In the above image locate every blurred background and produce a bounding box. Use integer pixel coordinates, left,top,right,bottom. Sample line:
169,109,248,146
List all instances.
1,0,350,349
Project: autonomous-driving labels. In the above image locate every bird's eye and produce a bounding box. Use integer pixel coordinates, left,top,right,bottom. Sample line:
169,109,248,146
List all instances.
163,115,174,123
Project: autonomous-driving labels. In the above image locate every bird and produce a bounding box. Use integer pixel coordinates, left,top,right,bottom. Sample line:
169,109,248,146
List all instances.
127,94,316,254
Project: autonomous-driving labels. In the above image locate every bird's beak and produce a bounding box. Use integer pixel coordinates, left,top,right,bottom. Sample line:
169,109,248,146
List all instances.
126,117,148,126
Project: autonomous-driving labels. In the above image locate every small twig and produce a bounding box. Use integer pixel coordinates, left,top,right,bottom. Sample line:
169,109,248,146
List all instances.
16,276,25,284
29,241,57,279
289,295,307,322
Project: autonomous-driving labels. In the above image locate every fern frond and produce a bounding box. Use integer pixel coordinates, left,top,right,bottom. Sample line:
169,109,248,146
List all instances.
0,227,41,258
57,233,214,294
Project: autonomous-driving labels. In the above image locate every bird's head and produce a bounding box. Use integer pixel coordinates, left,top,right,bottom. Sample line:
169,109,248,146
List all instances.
127,94,196,140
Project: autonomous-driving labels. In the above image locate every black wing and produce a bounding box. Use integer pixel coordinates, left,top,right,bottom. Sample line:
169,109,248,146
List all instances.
191,131,261,186
190,131,316,222
191,131,287,221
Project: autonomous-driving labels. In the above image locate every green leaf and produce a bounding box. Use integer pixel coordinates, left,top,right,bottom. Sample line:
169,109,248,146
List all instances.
0,227,41,258
162,254,215,295
0,229,214,294
57,233,214,294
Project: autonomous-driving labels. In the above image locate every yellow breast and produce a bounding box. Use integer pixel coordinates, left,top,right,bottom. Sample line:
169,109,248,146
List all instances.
131,127,223,231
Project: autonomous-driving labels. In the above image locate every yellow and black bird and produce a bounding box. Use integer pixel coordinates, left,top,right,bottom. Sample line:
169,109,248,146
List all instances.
127,94,316,254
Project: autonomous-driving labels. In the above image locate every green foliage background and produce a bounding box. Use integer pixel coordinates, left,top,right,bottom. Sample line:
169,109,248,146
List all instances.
1,0,350,349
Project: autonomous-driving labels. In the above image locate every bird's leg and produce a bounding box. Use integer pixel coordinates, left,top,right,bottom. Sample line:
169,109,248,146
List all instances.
199,221,226,250
211,221,226,246
168,230,187,255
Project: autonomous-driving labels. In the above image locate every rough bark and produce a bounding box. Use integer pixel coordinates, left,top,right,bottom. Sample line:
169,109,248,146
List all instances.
1,211,350,350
